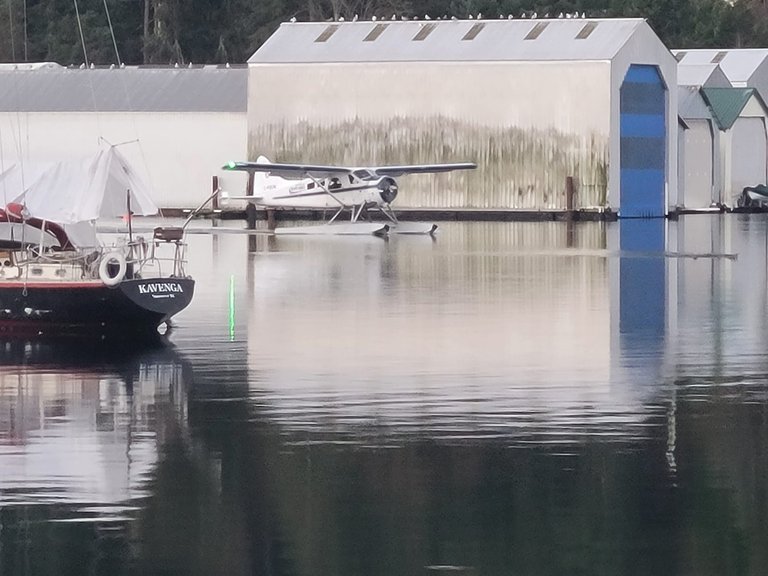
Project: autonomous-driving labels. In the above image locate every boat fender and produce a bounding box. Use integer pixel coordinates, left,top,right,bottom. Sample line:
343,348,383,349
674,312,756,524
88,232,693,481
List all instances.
98,252,127,287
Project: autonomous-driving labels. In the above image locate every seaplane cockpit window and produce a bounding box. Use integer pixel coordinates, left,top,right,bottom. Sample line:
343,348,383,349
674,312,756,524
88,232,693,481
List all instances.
328,177,342,190
307,182,315,189
353,169,375,181
348,174,355,184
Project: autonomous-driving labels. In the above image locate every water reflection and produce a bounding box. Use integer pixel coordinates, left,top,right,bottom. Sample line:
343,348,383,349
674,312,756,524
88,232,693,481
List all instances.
2,217,768,575
0,335,188,513
246,223,649,445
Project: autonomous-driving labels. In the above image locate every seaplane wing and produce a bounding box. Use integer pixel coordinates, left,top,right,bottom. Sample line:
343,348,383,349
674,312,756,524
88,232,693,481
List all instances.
372,163,477,177
223,161,353,179
223,161,477,179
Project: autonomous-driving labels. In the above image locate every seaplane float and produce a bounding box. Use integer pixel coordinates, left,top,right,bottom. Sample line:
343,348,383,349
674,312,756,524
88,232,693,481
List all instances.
220,156,477,236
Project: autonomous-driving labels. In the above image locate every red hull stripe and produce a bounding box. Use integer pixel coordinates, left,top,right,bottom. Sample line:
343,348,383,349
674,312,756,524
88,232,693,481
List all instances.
0,281,104,289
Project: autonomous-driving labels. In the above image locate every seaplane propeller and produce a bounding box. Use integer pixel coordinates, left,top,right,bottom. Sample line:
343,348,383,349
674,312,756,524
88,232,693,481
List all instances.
377,177,399,204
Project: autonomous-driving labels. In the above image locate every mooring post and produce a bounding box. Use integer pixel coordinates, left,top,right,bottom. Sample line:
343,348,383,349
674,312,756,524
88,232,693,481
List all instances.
566,176,575,213
266,209,276,230
245,203,258,230
211,176,220,211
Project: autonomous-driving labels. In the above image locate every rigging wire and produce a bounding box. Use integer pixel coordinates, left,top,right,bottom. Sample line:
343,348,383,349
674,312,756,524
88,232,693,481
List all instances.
73,0,103,140
103,0,121,66
23,0,27,61
73,0,89,68
7,0,16,61
102,0,162,214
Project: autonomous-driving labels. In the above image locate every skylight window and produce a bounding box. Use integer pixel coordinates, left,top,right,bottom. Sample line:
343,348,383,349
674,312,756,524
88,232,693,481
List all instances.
364,23,389,41
462,23,485,40
675,51,687,62
315,25,339,43
412,23,437,41
711,51,727,64
575,21,598,39
524,22,548,40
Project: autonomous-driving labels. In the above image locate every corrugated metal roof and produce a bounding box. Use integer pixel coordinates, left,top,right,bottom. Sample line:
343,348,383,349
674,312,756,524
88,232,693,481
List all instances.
673,49,768,83
677,63,731,88
249,18,647,63
678,86,713,119
701,87,758,130
0,66,247,112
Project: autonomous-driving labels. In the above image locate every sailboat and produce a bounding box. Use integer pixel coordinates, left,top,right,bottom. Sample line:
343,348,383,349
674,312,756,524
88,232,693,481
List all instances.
0,143,196,335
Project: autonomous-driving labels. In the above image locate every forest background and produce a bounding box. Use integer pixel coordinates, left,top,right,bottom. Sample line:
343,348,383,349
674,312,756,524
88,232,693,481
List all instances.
0,0,765,66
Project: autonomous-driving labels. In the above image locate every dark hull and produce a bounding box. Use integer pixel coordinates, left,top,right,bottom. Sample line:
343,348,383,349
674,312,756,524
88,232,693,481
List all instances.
0,277,195,335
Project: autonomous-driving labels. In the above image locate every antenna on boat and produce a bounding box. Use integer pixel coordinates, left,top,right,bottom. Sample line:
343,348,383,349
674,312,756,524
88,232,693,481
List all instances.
126,189,133,246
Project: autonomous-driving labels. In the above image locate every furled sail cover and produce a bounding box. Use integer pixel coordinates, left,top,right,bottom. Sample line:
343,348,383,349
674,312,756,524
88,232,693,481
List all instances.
2,145,158,224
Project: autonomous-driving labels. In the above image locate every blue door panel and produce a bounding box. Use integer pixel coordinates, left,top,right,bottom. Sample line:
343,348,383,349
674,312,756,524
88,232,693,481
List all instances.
619,65,667,218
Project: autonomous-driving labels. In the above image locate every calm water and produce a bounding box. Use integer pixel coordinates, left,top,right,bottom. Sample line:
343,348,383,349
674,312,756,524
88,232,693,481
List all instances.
2,216,768,576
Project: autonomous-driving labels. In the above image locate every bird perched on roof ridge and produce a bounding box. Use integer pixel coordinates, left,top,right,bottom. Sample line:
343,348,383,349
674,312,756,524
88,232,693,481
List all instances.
372,15,377,21
352,13,358,21
289,16,296,22
425,14,431,19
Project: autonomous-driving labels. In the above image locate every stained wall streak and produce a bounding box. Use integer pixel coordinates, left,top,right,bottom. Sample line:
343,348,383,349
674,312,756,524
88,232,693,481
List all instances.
249,117,608,210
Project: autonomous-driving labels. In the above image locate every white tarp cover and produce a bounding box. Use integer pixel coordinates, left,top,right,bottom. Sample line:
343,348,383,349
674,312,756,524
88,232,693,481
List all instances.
0,145,158,224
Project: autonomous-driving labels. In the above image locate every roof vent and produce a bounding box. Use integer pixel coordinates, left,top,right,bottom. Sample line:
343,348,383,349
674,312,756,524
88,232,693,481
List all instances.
462,23,485,40
315,24,339,43
711,51,727,64
413,22,437,41
675,51,687,62
364,23,389,41
524,22,548,40
575,21,598,39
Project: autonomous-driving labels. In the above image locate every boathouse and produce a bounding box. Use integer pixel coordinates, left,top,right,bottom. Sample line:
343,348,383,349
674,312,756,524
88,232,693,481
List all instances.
701,87,768,202
675,61,727,209
0,63,247,209
249,18,677,217
674,49,768,104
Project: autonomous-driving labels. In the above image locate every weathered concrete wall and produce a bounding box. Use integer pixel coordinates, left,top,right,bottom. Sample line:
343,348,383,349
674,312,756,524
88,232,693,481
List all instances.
0,112,247,209
249,61,610,210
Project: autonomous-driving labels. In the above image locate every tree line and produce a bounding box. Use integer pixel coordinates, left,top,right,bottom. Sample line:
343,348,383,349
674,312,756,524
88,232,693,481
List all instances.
0,0,766,66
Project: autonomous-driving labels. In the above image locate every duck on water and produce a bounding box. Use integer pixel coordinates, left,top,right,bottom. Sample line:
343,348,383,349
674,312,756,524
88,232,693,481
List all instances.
0,144,196,335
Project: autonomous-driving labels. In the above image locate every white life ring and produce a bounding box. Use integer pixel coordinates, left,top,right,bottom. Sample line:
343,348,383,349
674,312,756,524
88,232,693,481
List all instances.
98,252,127,286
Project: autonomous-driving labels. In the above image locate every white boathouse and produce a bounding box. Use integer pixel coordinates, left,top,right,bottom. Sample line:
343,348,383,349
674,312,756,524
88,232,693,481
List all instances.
0,63,247,209
249,18,677,217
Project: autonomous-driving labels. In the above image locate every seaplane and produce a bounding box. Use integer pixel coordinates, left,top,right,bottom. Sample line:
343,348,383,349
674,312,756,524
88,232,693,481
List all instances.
219,156,477,236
